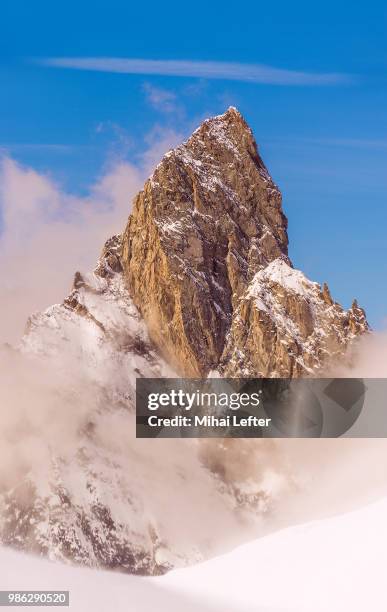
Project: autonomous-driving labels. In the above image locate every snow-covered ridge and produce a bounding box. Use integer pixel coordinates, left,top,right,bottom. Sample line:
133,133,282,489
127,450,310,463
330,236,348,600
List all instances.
219,257,368,377
22,260,169,385
248,258,320,298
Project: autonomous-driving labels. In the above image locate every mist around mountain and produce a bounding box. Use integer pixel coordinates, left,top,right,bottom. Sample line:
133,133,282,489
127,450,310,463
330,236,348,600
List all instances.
0,108,383,577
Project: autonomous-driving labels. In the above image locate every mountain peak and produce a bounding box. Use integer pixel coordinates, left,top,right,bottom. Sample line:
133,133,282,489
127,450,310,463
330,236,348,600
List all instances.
206,105,247,127
182,105,258,165
193,105,248,132
120,112,368,376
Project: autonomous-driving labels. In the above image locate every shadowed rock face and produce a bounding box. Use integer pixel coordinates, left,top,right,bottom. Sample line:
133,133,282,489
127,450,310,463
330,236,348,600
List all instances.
121,107,368,376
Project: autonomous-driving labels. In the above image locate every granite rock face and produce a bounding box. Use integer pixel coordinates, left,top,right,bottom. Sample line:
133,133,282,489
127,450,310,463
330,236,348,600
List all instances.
121,107,368,377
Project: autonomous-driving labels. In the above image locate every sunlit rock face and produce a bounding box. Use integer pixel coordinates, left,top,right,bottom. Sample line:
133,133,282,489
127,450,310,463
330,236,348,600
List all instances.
121,107,368,376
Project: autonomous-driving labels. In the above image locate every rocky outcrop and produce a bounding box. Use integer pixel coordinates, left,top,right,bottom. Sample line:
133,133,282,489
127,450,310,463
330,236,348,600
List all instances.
121,107,368,377
218,259,368,377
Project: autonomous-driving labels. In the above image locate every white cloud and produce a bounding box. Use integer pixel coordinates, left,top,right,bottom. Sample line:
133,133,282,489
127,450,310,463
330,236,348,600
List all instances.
40,57,351,86
0,128,182,345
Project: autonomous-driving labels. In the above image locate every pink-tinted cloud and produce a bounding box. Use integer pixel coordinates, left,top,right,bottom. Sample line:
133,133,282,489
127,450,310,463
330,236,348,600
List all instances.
0,129,182,344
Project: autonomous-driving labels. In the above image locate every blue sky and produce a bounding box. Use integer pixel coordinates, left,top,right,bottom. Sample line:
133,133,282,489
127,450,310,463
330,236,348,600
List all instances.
1,0,387,327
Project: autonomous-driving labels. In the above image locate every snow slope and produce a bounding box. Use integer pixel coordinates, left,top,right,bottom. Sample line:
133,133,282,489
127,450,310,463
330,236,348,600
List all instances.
159,495,387,611
2,497,387,612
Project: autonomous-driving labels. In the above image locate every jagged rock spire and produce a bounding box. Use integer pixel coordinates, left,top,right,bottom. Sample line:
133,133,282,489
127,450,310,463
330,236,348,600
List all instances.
122,107,290,375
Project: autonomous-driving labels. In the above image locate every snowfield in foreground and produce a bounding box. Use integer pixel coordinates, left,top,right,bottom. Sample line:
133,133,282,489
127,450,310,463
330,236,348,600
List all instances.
2,497,387,612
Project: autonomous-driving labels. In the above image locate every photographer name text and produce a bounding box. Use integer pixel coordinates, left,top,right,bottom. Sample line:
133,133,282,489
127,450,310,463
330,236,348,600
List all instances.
147,415,271,428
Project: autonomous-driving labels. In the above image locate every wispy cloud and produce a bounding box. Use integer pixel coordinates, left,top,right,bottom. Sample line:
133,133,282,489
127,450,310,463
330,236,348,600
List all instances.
143,83,179,113
39,57,351,86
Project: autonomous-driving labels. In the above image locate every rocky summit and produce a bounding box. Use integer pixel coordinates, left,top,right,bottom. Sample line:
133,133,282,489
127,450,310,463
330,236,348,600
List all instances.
122,106,368,376
0,108,368,575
